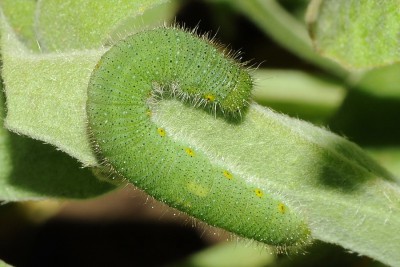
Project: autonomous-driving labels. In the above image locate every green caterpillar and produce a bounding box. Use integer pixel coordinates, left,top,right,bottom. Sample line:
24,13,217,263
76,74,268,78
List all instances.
87,27,310,247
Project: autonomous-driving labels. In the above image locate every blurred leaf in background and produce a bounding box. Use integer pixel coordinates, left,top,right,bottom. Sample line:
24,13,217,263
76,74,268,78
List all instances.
307,0,400,70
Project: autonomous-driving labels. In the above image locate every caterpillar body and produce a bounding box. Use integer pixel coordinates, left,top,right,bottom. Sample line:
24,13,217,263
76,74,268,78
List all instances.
87,27,309,247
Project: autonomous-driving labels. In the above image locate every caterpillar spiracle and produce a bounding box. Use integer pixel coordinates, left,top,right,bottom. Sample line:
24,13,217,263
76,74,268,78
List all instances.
87,27,310,247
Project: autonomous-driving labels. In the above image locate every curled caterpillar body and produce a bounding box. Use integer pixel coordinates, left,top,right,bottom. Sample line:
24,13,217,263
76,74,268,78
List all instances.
87,27,310,247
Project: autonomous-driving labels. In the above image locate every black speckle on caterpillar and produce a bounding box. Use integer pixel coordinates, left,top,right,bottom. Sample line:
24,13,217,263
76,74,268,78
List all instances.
87,26,310,248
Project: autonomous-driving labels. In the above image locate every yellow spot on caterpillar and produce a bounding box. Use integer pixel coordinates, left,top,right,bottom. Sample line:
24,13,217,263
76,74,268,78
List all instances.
204,94,215,102
254,188,264,198
223,170,233,180
185,148,195,157
146,110,152,117
278,203,286,214
187,181,209,197
94,60,102,70
175,197,192,209
157,128,166,137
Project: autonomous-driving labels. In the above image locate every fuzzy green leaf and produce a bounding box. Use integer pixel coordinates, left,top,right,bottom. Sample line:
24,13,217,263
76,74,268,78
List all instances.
1,16,104,165
0,7,115,202
152,99,400,267
306,0,400,70
0,1,176,165
0,260,13,267
0,0,38,51
0,126,115,201
35,0,174,51
0,81,114,201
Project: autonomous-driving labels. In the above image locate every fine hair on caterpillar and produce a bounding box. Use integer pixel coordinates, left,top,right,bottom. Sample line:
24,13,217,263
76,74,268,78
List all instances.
149,80,248,123
87,26,311,249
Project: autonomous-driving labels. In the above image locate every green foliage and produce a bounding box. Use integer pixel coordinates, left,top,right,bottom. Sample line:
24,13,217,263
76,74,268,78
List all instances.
0,259,13,267
0,74,114,201
171,242,275,267
0,0,37,51
155,98,399,266
1,32,104,165
36,0,175,51
0,0,399,266
307,0,400,70
252,69,346,123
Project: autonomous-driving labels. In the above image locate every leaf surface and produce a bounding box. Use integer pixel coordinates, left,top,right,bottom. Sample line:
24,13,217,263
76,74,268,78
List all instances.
307,0,400,69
